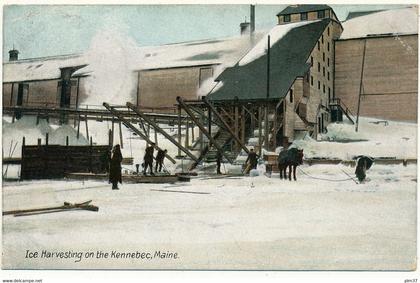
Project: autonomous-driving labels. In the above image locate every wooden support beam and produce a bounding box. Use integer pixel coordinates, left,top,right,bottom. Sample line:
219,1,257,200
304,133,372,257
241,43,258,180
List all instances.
85,115,89,141
185,119,189,149
177,97,233,164
178,105,182,157
234,105,239,151
77,116,80,139
202,98,249,154
66,136,69,146
153,118,158,146
191,122,195,144
45,133,49,145
126,102,198,162
241,106,246,145
119,121,124,149
104,103,177,163
264,104,269,151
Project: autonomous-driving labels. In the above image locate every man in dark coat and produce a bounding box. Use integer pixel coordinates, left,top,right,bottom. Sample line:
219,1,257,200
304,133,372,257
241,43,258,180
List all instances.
155,149,167,173
143,143,155,175
355,155,374,182
109,144,123,190
216,150,223,175
244,148,258,174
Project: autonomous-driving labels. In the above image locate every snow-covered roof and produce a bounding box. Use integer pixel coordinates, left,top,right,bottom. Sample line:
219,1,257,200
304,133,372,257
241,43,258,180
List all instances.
3,34,262,83
3,54,87,83
340,7,418,40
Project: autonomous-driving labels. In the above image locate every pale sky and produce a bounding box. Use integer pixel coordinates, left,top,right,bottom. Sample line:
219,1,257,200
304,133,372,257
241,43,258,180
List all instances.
3,4,408,60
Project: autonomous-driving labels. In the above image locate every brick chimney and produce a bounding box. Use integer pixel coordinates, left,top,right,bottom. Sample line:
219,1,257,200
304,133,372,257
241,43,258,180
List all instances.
9,49,19,61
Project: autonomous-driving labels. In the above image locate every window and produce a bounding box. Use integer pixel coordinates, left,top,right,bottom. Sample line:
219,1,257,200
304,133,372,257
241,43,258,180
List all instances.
327,58,330,67
318,81,320,90
328,87,331,101
323,52,325,61
328,27,330,36
284,14,291,22
327,42,330,51
289,89,294,103
317,41,320,50
318,62,321,72
311,76,314,86
322,35,324,44
199,67,213,87
306,72,310,83
323,84,325,93
310,56,313,66
300,12,308,20
327,72,330,80
317,10,325,19
323,67,325,76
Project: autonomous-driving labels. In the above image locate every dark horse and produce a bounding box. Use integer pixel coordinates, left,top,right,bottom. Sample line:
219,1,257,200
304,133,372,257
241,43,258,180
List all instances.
278,148,304,181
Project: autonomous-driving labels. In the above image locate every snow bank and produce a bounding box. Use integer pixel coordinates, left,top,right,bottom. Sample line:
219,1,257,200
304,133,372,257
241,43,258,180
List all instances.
293,117,417,160
2,117,52,157
239,21,315,66
49,125,89,145
341,7,418,39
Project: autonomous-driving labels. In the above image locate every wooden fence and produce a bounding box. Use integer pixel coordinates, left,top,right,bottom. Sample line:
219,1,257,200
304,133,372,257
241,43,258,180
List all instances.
21,144,110,180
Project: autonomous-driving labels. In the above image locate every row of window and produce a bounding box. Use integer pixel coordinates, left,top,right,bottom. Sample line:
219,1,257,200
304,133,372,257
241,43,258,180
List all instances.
283,10,327,23
309,76,331,95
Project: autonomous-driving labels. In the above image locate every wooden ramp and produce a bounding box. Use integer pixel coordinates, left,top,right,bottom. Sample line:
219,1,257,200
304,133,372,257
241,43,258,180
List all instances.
65,173,190,183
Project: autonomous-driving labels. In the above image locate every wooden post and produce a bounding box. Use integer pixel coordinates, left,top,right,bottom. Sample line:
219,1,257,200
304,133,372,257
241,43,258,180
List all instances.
111,118,115,143
77,116,80,139
258,106,263,156
241,106,246,145
185,119,189,149
177,105,182,157
199,115,204,151
234,105,239,150
264,104,269,151
45,133,49,145
37,138,41,146
108,129,113,148
119,121,124,149
89,137,93,172
85,115,89,141
66,136,69,146
273,105,278,150
21,136,25,180
208,107,212,138
191,122,195,143
250,106,255,134
154,118,158,146
356,39,367,132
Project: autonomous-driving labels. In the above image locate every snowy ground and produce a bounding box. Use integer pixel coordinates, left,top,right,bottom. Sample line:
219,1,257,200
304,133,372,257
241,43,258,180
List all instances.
2,163,416,270
2,116,417,270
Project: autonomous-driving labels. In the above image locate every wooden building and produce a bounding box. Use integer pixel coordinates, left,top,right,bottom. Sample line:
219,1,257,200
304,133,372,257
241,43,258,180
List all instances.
3,53,89,109
277,4,339,25
334,7,418,122
208,13,343,146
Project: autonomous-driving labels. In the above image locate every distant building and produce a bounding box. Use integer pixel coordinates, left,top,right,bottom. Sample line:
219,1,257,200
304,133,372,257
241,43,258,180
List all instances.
335,7,418,122
277,4,339,25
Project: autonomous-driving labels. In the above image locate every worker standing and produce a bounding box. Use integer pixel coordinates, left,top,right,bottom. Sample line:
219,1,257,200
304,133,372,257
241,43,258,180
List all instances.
155,149,167,173
143,142,155,175
244,148,258,174
109,144,123,190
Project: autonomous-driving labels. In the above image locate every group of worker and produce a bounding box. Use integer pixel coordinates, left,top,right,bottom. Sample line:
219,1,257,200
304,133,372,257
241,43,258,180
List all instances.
108,143,168,190
142,142,168,175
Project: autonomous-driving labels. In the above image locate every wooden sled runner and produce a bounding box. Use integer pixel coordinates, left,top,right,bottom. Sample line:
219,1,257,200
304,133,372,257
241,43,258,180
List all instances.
3,200,99,216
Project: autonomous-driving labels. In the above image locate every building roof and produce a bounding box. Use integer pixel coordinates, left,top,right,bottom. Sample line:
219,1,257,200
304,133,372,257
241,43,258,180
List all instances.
276,5,332,16
208,19,330,102
340,7,418,40
345,10,384,21
3,34,262,83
